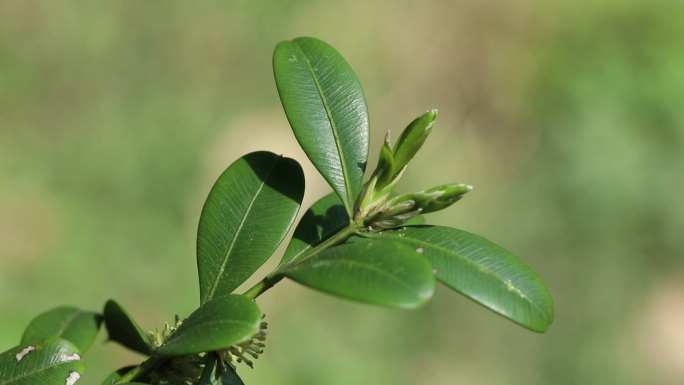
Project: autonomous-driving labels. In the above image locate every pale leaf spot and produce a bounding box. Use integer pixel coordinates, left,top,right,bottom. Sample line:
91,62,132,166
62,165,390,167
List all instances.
65,371,80,385
15,345,35,361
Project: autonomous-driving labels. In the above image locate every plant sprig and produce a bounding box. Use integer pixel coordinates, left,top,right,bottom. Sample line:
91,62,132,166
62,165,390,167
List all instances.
1,36,554,385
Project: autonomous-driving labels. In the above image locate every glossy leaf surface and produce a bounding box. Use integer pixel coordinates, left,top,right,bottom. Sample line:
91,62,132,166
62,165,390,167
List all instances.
281,237,435,308
0,338,85,385
274,37,369,215
197,354,245,385
21,306,102,354
103,300,153,355
197,151,304,304
379,226,555,332
156,295,261,357
279,192,348,266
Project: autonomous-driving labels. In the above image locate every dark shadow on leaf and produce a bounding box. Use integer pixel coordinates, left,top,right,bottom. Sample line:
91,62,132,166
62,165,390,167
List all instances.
243,151,305,206
291,195,348,250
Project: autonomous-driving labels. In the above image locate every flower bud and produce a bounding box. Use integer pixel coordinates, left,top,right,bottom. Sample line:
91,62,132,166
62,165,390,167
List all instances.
392,109,437,175
367,183,472,229
418,183,473,214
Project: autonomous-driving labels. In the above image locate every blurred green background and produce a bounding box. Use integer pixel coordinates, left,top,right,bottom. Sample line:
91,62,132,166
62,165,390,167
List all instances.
1,1,683,384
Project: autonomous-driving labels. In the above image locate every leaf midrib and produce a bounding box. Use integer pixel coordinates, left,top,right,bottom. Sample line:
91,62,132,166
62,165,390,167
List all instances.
292,41,353,213
383,231,550,320
289,256,424,299
204,160,277,303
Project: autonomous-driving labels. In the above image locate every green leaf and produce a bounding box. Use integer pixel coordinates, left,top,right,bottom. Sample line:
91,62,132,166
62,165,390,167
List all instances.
281,237,435,308
378,226,555,332
274,37,369,215
279,192,348,266
21,306,102,354
197,354,245,385
100,366,136,385
103,300,153,355
197,151,304,304
0,337,85,385
156,295,261,357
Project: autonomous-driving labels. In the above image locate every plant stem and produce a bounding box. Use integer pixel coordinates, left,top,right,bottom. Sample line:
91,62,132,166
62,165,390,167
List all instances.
243,221,361,300
112,355,163,384
243,274,284,300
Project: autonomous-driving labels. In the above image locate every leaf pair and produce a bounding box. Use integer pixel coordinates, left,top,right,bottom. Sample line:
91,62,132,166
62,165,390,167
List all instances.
277,193,554,332
195,37,369,303
0,307,100,384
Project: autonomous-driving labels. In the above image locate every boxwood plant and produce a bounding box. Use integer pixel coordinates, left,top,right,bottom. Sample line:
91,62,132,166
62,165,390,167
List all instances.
0,37,554,385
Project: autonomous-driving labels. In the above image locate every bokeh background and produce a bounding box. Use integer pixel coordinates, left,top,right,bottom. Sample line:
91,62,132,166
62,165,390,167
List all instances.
1,1,683,384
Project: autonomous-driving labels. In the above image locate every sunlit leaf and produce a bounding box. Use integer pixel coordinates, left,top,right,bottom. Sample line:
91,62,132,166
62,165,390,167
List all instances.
274,37,369,215
156,295,261,357
21,306,102,354
378,225,555,332
197,151,304,304
281,237,435,308
0,338,85,385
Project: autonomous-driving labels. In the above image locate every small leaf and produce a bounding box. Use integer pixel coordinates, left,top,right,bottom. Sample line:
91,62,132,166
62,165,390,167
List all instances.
197,151,304,304
281,237,435,308
156,295,261,357
274,37,369,216
103,300,153,355
197,354,245,385
279,192,348,266
21,306,102,354
378,226,555,332
374,133,396,189
0,337,85,385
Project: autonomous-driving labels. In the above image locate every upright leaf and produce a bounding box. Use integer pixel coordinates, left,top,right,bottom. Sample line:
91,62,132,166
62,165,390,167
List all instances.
281,237,435,308
103,300,153,355
378,226,555,332
0,337,85,385
274,37,369,215
197,151,304,304
21,306,102,354
279,192,348,266
156,295,261,357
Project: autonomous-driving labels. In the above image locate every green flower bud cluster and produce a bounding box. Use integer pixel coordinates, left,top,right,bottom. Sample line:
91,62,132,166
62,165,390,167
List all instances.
354,109,472,230
374,109,437,194
368,183,472,229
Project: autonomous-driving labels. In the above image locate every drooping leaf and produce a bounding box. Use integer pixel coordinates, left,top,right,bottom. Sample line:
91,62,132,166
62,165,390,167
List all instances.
103,300,153,355
197,354,245,385
279,192,348,266
274,37,369,216
378,225,555,332
197,151,304,304
21,306,102,354
281,237,435,308
0,337,85,385
156,295,261,357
